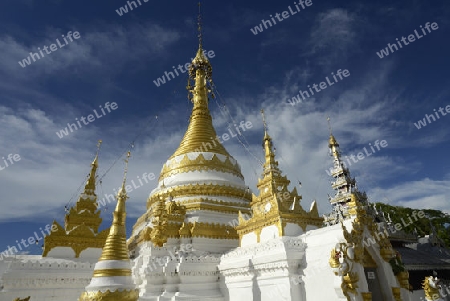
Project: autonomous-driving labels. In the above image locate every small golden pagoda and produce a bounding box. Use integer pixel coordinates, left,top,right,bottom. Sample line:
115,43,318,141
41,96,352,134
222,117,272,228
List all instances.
42,141,109,258
236,110,323,244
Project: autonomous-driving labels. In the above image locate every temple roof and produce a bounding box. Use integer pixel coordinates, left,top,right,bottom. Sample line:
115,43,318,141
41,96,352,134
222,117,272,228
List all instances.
397,246,450,269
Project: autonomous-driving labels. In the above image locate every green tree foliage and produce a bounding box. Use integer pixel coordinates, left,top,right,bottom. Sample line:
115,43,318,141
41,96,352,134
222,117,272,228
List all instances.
375,202,450,247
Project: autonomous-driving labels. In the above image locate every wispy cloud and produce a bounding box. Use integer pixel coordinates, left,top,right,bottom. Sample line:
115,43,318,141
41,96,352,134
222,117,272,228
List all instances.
307,8,360,67
0,22,180,81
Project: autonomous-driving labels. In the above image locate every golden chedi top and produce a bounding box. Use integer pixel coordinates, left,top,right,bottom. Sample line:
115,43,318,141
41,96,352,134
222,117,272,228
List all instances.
130,25,252,249
169,46,229,159
79,151,138,301
155,41,246,191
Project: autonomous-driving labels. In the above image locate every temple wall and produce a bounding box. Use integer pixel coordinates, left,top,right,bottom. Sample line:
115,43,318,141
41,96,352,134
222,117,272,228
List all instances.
284,223,303,236
46,247,102,262
241,232,257,247
0,256,94,301
260,225,279,242
219,237,306,301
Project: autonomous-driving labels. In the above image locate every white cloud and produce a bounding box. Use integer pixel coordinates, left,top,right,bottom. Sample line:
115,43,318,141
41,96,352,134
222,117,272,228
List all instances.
369,178,450,213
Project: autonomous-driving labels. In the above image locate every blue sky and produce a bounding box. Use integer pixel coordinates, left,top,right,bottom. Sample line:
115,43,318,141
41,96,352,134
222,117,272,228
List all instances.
0,0,449,255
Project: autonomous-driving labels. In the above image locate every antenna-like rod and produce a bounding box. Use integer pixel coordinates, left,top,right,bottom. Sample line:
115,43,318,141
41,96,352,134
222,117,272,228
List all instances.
197,2,203,49
96,140,103,156
261,109,268,133
121,151,131,188
327,116,332,135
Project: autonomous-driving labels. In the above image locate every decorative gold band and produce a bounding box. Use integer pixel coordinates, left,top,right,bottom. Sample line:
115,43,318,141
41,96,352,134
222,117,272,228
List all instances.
93,268,132,277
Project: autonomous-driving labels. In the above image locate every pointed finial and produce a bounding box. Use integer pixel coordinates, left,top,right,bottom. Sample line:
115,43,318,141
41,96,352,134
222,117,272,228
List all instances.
327,117,339,148
96,139,102,153
92,139,102,166
261,109,268,134
197,2,203,49
122,151,131,188
327,117,332,135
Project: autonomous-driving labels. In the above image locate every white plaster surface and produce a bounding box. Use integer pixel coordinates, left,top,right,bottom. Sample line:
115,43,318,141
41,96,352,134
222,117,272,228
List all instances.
260,225,279,242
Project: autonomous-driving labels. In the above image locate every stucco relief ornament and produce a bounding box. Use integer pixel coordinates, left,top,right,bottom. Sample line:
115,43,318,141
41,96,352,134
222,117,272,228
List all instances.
423,274,444,301
149,196,169,247
329,242,359,301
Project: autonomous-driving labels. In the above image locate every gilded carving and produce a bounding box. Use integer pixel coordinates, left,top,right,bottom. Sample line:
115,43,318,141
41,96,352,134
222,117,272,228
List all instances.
159,153,244,181
79,289,139,301
42,221,109,258
391,287,402,301
133,197,251,232
329,248,341,269
147,183,251,209
191,221,239,239
396,270,410,290
149,197,169,247
423,276,443,301
329,242,359,301
361,292,372,301
342,272,359,296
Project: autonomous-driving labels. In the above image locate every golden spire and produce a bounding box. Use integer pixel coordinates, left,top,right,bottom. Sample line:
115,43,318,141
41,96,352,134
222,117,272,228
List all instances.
261,108,269,138
84,139,102,192
168,4,233,159
64,140,103,233
98,151,131,262
327,117,339,158
260,109,277,170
